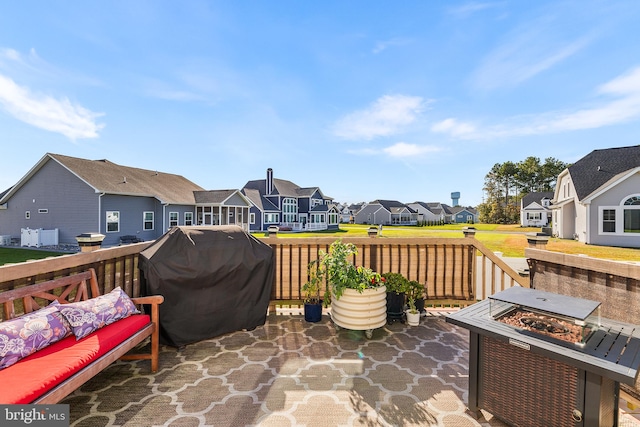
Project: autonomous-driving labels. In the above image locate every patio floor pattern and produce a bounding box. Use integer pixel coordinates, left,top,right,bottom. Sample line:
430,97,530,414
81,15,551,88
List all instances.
62,313,510,427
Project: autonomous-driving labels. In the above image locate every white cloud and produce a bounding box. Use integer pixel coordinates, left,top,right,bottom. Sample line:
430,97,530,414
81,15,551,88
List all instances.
435,66,640,140
0,74,104,140
382,142,441,158
333,94,426,140
471,14,592,91
448,2,504,18
431,118,476,137
372,38,411,54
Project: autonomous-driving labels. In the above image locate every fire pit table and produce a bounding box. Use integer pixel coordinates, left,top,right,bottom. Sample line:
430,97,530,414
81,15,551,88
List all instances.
446,287,640,427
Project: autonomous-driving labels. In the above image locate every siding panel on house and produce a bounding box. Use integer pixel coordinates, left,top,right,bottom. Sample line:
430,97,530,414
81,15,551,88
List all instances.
101,194,161,246
0,159,98,244
588,174,640,247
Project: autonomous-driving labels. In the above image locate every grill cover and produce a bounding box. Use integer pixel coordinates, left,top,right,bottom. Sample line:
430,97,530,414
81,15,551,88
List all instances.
139,226,274,347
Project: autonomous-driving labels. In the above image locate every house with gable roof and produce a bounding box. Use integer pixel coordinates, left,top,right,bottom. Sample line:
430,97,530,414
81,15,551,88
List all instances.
450,206,478,224
552,145,640,247
520,192,553,227
354,200,418,226
241,168,338,232
0,153,251,247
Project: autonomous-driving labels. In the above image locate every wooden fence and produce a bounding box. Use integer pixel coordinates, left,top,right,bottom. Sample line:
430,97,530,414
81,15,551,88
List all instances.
0,235,528,320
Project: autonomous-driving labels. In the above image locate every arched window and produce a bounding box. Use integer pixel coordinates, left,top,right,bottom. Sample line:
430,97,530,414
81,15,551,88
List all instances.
623,196,640,233
624,196,640,205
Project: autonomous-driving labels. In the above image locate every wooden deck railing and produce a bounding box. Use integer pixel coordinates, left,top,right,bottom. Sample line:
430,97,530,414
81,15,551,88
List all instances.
0,234,528,319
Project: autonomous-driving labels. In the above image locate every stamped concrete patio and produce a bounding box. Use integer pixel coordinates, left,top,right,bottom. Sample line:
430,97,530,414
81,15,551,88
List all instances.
61,312,512,427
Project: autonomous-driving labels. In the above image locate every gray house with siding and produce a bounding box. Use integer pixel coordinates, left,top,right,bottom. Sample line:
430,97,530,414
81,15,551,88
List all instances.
0,153,251,247
552,145,640,247
450,206,478,224
354,200,417,225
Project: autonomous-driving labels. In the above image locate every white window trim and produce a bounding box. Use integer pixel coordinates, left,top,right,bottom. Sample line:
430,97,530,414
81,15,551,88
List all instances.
143,211,154,231
250,213,255,224
106,211,120,233
184,212,193,226
598,195,640,236
169,211,179,227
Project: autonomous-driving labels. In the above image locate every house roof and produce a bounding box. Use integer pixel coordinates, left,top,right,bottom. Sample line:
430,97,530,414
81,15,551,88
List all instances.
193,189,250,206
1,153,205,205
371,199,417,213
450,206,477,215
569,145,640,201
243,178,329,200
242,188,279,211
521,192,554,208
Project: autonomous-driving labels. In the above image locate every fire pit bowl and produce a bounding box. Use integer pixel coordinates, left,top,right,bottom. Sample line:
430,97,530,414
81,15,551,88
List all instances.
489,286,600,347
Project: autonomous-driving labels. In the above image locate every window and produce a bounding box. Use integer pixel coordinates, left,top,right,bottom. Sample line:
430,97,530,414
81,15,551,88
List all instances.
328,213,338,225
250,213,255,224
602,197,640,234
184,212,193,226
264,213,279,223
527,212,542,221
169,212,178,227
282,198,297,223
38,209,49,214
310,213,326,223
602,209,616,233
106,211,120,232
25,211,30,220
143,211,154,230
624,210,640,233
623,196,640,233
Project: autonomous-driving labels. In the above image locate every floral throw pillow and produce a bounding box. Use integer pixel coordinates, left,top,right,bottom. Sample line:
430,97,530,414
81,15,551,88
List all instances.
0,304,72,370
58,287,140,340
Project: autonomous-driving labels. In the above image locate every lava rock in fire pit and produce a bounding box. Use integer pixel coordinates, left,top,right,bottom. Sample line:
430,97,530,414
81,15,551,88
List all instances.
519,316,569,334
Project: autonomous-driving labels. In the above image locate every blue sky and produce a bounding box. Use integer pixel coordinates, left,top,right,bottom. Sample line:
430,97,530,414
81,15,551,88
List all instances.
1,1,640,207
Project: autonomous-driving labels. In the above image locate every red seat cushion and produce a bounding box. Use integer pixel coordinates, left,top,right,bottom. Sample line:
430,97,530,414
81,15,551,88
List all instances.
0,314,150,404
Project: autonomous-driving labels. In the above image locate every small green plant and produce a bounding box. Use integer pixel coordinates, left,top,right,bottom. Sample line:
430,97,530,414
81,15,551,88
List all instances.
381,272,409,294
406,280,425,314
306,239,385,306
302,260,322,305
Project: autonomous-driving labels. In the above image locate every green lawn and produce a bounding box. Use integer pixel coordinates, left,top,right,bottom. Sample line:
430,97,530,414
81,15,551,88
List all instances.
0,247,68,266
2,223,638,266
255,223,640,261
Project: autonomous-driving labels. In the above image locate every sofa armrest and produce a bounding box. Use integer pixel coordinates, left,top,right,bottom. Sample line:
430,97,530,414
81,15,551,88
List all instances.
129,295,164,372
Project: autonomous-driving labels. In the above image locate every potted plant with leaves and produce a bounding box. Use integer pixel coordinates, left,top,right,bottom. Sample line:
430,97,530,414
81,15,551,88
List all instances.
381,272,408,324
406,280,425,326
302,260,323,322
311,239,387,338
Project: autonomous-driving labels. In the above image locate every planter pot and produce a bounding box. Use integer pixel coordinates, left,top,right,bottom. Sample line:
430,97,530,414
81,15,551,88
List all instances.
406,310,420,326
304,302,323,323
386,292,405,314
386,292,406,323
415,298,425,314
331,286,387,338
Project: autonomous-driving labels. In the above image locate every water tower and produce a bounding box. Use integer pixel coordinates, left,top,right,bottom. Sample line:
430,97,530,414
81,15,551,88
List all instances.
451,192,460,206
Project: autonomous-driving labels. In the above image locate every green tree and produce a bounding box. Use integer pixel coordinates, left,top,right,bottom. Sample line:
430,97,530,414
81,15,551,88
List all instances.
478,156,568,224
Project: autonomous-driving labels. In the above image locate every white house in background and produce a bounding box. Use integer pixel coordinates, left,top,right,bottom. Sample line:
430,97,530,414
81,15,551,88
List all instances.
520,192,553,227
407,202,441,223
552,145,640,247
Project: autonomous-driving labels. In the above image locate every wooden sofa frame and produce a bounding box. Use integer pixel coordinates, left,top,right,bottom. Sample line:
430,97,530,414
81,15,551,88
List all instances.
0,268,164,404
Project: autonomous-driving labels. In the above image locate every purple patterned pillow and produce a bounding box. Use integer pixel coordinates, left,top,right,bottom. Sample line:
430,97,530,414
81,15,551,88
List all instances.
58,287,140,340
0,304,72,370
